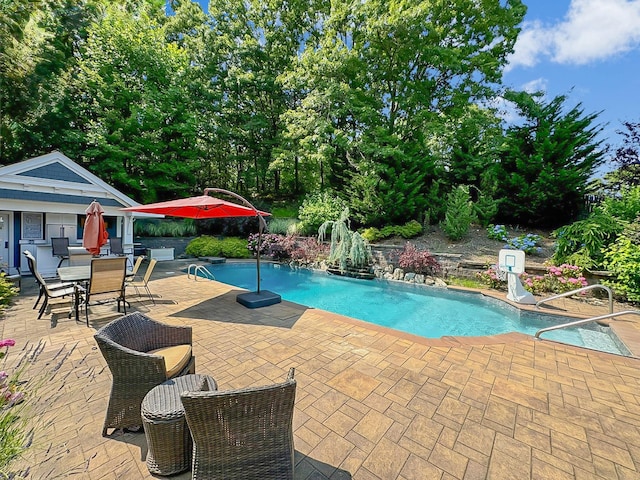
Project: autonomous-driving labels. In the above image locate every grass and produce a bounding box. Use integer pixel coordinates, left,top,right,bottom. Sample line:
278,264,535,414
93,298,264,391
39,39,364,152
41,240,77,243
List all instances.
445,276,486,289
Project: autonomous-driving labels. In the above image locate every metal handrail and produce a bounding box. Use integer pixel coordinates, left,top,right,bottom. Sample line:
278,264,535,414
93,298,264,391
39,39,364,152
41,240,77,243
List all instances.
535,284,614,314
187,264,216,281
535,310,640,339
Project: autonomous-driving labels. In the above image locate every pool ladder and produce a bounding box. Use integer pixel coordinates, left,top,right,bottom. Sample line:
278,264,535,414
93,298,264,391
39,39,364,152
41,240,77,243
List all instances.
187,264,216,281
534,284,640,339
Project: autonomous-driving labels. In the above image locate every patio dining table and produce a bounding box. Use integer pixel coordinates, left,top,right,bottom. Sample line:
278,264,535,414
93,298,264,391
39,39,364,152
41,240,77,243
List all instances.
58,265,133,322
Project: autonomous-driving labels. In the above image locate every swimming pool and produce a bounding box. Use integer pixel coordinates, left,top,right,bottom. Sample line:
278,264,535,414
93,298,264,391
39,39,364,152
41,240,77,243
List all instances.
205,262,628,355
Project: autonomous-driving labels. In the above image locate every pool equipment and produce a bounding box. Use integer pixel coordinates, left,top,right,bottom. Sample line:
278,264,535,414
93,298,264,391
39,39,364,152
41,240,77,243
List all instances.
498,249,536,305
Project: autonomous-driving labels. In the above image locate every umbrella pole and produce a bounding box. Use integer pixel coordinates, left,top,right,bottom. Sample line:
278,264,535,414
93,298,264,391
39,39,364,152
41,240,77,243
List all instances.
204,188,267,293
256,216,262,293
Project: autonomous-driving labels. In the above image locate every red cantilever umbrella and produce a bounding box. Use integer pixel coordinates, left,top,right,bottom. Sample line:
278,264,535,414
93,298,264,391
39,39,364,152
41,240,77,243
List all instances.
119,194,270,219
121,189,279,308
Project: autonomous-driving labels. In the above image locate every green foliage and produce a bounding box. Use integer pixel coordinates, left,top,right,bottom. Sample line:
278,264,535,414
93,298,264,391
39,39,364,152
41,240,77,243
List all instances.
270,205,299,218
134,220,197,237
0,275,18,310
184,236,251,258
298,192,348,235
493,91,605,227
266,218,299,235
473,191,498,227
318,208,372,271
601,186,640,222
442,186,476,241
552,211,625,269
361,220,423,242
603,222,640,303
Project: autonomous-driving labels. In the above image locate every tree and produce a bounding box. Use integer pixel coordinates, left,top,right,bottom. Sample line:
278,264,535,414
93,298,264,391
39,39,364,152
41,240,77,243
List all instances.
605,120,640,191
493,91,606,227
281,0,526,225
62,2,201,202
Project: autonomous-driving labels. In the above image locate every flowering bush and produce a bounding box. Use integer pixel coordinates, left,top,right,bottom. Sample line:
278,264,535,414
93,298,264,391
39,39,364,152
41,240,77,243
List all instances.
477,263,588,295
477,265,507,290
247,233,297,260
288,237,329,264
487,224,508,241
487,226,542,255
505,233,542,255
395,243,441,275
0,339,23,408
538,263,588,294
1,338,29,472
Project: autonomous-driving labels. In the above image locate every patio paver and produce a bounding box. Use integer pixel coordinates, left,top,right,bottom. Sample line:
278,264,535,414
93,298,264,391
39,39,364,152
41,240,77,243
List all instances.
2,263,640,479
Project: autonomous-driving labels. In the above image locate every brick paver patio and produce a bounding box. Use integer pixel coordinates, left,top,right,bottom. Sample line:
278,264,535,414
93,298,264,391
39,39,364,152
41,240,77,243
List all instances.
2,261,640,479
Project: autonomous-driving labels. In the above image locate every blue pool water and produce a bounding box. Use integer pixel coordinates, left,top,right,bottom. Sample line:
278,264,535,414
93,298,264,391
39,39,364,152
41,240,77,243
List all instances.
205,262,627,355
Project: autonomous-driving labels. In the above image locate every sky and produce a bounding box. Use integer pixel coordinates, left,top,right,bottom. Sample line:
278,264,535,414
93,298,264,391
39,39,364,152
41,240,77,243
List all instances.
503,0,640,151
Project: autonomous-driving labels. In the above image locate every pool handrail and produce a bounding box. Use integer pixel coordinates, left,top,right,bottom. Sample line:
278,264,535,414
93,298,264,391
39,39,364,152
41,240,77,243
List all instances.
535,310,640,339
535,284,613,314
187,264,216,281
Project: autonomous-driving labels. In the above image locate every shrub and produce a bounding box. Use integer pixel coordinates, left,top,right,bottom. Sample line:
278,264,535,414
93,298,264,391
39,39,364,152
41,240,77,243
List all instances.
185,236,251,258
601,186,640,222
297,192,348,235
0,274,18,311
360,220,423,243
441,186,476,240
603,222,640,303
487,224,508,241
477,264,588,295
247,234,297,260
289,237,330,264
473,192,498,227
476,265,507,290
267,218,298,235
394,220,423,238
505,233,542,255
361,227,381,243
220,237,252,258
552,210,625,269
134,219,196,237
395,243,441,275
522,264,588,295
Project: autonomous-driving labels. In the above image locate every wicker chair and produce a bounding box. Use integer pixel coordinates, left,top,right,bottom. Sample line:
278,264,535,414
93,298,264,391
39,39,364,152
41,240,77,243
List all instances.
180,368,296,480
94,312,196,436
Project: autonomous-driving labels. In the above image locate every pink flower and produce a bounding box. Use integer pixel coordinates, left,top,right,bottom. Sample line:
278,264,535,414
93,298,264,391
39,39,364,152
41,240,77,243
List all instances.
0,339,16,348
7,391,24,406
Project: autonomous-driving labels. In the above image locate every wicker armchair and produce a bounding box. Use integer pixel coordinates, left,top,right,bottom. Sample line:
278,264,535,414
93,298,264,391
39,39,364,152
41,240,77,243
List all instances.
180,368,296,480
94,312,196,436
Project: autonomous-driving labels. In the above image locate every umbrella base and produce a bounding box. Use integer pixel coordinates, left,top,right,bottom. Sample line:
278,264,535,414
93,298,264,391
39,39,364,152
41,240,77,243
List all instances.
236,290,281,309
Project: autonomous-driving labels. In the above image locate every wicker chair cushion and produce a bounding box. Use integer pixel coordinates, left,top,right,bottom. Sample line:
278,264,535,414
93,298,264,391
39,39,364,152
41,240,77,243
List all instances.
148,345,192,378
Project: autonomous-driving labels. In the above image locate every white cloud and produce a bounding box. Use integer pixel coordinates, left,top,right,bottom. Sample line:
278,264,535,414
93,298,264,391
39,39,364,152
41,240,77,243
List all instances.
507,0,640,70
521,78,548,94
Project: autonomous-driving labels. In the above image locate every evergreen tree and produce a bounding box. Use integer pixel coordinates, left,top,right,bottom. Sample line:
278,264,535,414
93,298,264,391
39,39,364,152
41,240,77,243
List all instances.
493,91,605,227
